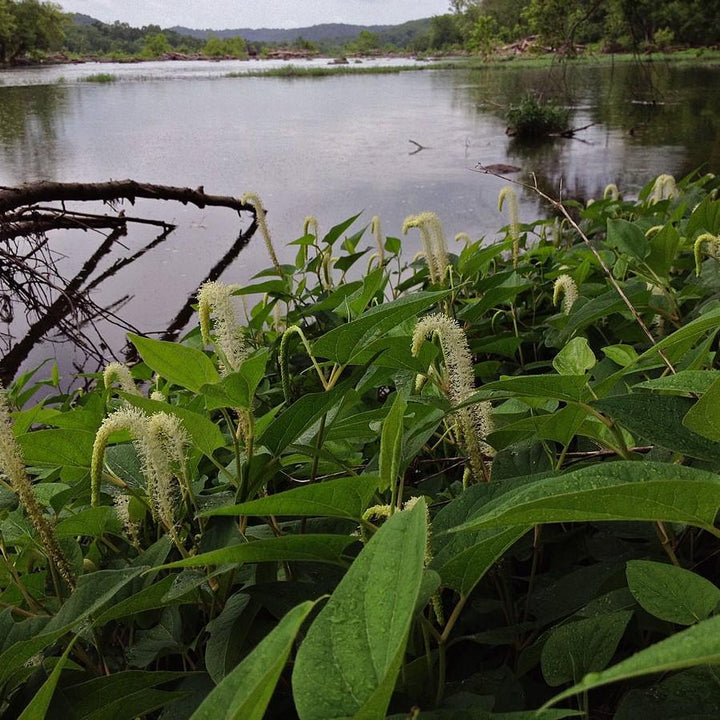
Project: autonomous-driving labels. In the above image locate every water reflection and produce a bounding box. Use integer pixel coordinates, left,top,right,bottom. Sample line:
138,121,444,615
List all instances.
0,84,66,179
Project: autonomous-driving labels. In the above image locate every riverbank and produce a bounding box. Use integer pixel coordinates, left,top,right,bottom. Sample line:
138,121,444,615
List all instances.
4,45,720,73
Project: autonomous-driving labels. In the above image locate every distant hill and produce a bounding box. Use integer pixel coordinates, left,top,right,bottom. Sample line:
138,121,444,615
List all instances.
66,13,433,51
167,18,432,45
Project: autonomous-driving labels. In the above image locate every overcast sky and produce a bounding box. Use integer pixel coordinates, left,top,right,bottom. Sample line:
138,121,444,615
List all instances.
57,1,452,29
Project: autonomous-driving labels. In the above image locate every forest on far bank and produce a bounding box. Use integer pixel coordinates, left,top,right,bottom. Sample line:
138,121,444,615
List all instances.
2,0,720,65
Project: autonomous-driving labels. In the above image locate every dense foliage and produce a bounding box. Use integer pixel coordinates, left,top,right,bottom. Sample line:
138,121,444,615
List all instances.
443,0,720,54
0,0,63,63
3,171,720,718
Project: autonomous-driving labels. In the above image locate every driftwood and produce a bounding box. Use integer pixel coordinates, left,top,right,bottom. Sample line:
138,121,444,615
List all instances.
0,180,255,216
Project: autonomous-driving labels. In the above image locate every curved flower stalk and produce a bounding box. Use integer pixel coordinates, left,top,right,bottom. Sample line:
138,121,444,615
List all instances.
113,494,140,548
319,248,335,291
271,300,287,333
91,407,147,507
650,174,678,204
91,407,189,552
241,192,283,275
0,387,75,588
103,362,140,396
553,274,578,315
603,183,620,201
412,314,493,482
454,232,472,248
403,212,449,284
498,187,520,268
693,233,720,276
303,215,319,238
142,413,190,538
366,215,386,269
197,280,248,374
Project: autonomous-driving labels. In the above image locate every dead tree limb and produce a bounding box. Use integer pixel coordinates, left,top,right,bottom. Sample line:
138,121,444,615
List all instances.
0,180,255,216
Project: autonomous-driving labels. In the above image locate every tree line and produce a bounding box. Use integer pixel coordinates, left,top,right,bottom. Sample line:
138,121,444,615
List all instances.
440,0,720,55
3,0,720,65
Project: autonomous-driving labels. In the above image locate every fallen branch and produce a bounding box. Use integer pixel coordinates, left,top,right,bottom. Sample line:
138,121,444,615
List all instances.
0,180,255,216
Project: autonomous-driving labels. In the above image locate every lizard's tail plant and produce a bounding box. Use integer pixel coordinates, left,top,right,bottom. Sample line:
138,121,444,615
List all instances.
197,280,248,374
103,362,141,396
553,274,578,315
403,212,449,284
367,215,385,269
412,314,493,483
603,183,620,201
241,192,283,275
498,187,520,268
693,233,720,276
0,387,76,589
650,173,678,204
140,413,190,548
91,406,148,508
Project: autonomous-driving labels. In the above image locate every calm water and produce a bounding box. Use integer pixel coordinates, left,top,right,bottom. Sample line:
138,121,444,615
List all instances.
1,58,719,382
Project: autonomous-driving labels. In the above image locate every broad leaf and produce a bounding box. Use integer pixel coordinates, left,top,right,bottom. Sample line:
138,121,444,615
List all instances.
683,375,720,442
544,614,720,708
541,611,633,686
191,601,315,720
128,333,219,393
17,429,95,469
448,462,720,535
626,560,720,625
552,337,596,376
292,502,427,720
379,392,407,492
594,394,720,461
312,290,449,365
201,475,381,521
156,534,356,570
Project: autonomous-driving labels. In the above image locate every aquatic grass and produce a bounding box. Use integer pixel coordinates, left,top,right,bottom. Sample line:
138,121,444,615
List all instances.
80,73,118,83
227,63,425,79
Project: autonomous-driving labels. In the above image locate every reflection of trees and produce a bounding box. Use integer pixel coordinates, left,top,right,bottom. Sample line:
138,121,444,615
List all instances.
0,182,257,385
0,85,65,179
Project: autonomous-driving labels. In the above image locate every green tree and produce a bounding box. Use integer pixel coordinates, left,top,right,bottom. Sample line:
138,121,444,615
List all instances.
523,0,605,53
3,0,64,63
142,30,171,57
0,0,17,63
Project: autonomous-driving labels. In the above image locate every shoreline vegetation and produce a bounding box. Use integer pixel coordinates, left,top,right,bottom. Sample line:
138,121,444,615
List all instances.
3,171,720,718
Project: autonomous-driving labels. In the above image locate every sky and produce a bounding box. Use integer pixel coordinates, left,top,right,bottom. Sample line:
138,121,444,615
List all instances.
57,1,452,30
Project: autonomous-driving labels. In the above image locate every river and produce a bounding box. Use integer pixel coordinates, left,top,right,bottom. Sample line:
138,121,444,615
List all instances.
1,57,718,383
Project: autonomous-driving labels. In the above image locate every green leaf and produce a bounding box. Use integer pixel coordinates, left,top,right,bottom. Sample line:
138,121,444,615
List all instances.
626,560,720,625
634,370,720,395
53,671,189,720
448,462,720,536
431,483,530,595
464,375,588,404
200,350,268,410
156,535,356,570
683,375,720,442
18,637,77,720
379,393,407,492
606,218,649,260
0,568,144,686
541,611,633,686
128,334,219,393
543,614,720,709
292,502,427,720
594,394,720,461
312,290,449,365
191,601,315,720
55,507,118,538
201,475,380,521
205,593,252,683
17,429,95,468
120,394,225,457
603,344,640,368
92,576,178,626
259,384,347,456
553,337,596,376
322,212,362,247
